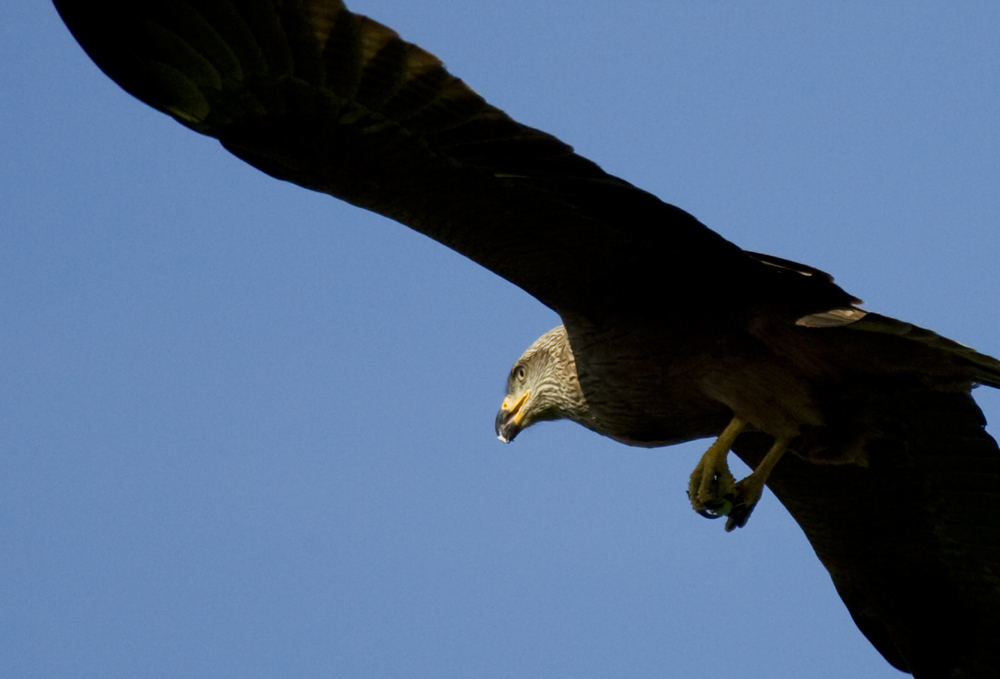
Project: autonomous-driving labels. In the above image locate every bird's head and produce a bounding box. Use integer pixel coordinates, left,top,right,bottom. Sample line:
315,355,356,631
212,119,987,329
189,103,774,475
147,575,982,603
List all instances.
495,325,588,443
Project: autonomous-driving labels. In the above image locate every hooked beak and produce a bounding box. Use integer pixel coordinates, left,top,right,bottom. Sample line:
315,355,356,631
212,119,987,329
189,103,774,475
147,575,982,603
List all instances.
495,390,530,443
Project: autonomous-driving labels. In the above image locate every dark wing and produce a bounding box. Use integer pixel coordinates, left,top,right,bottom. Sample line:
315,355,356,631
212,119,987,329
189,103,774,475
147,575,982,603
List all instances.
734,387,1000,677
52,0,854,322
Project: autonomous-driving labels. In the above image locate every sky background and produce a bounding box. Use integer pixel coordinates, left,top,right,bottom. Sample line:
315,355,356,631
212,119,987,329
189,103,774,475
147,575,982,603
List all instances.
3,2,1000,677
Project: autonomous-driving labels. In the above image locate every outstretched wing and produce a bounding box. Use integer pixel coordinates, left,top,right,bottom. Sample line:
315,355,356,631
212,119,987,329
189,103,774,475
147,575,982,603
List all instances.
52,0,854,322
734,386,1000,677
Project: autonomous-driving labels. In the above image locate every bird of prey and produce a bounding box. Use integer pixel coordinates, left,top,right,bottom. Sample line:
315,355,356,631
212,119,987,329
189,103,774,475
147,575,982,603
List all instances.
53,1,1000,676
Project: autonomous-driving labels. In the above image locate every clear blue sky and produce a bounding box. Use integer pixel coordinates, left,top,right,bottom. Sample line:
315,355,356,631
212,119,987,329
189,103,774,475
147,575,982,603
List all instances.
3,2,999,677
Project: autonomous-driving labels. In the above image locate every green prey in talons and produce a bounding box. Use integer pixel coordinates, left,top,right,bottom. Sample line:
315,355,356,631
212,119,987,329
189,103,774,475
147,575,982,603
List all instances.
687,417,791,532
688,417,746,519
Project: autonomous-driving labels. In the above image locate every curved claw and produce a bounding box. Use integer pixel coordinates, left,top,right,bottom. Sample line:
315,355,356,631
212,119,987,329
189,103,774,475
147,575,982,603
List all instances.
724,500,757,531
697,497,733,519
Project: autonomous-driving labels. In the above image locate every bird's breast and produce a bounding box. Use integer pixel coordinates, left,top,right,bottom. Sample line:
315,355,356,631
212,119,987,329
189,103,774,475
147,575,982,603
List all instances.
564,319,734,447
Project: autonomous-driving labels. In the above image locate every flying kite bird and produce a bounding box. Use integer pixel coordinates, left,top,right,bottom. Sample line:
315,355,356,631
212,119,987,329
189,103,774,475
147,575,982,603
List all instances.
53,0,1000,676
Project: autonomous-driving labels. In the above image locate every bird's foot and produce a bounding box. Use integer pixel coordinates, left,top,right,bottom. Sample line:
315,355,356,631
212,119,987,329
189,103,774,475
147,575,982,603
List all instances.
724,476,765,531
723,436,791,532
688,462,736,519
688,417,746,519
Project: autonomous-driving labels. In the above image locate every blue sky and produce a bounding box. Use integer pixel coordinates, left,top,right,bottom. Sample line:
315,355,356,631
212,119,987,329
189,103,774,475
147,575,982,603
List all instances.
3,2,999,677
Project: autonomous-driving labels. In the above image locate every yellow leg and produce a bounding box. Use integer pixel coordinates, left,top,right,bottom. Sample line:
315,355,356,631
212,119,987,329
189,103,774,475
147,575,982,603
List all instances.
688,417,747,518
725,437,790,532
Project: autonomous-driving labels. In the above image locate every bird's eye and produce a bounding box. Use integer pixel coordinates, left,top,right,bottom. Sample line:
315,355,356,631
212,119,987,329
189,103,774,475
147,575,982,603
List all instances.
515,365,527,381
